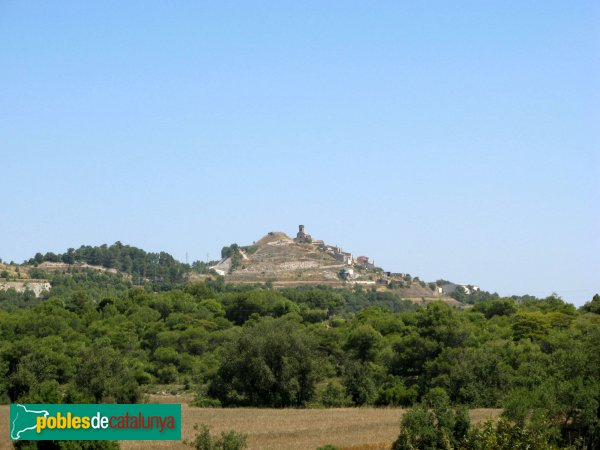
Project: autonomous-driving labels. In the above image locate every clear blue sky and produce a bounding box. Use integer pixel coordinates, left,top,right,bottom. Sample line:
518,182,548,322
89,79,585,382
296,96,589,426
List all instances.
1,1,598,305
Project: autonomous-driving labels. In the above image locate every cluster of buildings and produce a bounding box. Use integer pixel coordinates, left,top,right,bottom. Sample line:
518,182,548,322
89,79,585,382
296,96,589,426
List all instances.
207,225,483,295
440,283,480,295
294,225,374,268
323,245,354,265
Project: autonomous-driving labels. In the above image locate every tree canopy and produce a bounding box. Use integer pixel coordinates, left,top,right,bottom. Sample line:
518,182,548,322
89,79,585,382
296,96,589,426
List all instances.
1,273,598,449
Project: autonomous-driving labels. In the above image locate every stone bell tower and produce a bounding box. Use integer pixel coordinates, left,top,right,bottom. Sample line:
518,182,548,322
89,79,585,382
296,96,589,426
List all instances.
294,224,312,243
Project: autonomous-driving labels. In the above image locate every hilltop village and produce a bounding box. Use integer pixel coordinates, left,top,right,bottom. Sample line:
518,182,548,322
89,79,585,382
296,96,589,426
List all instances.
0,226,480,303
207,225,479,300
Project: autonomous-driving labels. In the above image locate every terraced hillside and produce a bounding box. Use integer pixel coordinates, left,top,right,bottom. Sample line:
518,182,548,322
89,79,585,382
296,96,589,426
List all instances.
209,230,447,303
212,231,350,286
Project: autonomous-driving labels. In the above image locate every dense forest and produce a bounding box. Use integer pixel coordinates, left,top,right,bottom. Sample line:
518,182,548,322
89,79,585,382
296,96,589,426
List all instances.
26,242,196,287
1,268,599,449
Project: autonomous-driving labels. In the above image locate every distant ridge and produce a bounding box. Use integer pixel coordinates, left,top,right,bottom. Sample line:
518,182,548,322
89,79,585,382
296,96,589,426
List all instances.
7,226,475,303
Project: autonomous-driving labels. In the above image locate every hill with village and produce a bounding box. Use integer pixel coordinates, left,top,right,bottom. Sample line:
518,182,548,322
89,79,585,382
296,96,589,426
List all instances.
205,225,471,300
2,227,598,450
0,225,484,307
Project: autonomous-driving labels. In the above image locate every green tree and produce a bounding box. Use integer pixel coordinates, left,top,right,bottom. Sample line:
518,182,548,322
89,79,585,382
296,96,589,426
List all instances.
344,324,383,362
375,380,418,406
317,380,351,407
209,317,319,407
68,343,140,403
393,388,470,450
582,294,600,314
343,361,377,405
472,299,517,319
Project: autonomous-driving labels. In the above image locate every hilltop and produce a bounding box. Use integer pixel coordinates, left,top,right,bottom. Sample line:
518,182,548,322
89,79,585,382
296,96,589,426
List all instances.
205,225,455,302
210,230,347,284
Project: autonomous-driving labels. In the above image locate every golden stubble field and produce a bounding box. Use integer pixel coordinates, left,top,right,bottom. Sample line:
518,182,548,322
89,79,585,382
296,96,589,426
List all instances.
0,397,500,450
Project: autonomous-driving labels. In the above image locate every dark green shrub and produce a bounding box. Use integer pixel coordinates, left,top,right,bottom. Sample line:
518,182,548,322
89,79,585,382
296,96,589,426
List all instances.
375,383,417,406
318,380,351,407
190,395,222,408
28,268,49,279
187,424,247,450
466,418,555,450
219,431,248,450
156,363,179,383
393,388,470,450
343,361,376,405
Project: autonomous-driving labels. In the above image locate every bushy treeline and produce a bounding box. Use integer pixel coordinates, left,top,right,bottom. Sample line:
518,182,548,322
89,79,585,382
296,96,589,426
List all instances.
1,278,599,449
27,242,190,287
392,387,592,450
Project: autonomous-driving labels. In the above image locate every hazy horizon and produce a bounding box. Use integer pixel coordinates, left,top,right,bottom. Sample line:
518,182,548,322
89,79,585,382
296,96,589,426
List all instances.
2,1,598,305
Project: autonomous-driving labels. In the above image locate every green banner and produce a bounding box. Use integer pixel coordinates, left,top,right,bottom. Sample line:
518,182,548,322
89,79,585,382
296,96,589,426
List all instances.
10,404,181,441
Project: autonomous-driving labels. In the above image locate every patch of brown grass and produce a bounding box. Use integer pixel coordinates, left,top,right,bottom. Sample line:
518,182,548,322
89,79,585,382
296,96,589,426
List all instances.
469,408,501,425
0,401,501,450
340,443,392,450
0,405,10,450
122,406,405,450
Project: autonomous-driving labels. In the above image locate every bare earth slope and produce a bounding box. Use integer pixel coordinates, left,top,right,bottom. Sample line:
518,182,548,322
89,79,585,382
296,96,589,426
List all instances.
217,232,346,285
208,230,457,304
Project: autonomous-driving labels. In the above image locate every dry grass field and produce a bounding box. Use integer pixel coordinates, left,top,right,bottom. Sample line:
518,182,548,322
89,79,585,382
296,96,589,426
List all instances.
0,406,9,450
0,400,500,450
